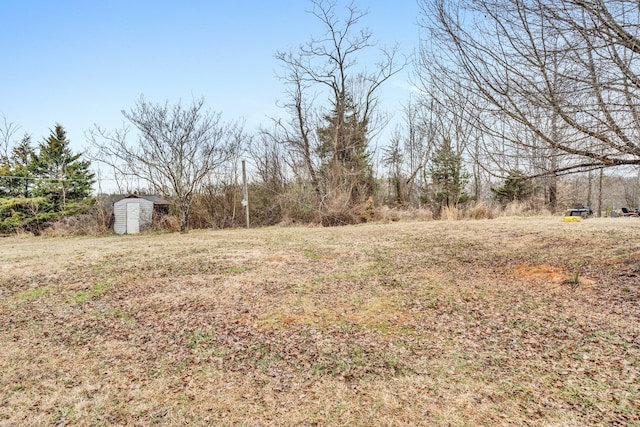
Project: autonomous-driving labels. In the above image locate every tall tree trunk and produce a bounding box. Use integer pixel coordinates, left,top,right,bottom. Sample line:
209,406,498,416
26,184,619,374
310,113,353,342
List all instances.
586,170,593,210
179,199,191,233
548,176,557,212
597,167,604,217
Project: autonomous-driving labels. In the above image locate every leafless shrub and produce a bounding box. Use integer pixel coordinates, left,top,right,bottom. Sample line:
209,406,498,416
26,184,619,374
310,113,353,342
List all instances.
40,202,112,237
502,201,547,217
441,206,459,221
10,228,35,239
376,205,401,222
152,215,181,233
462,201,500,220
413,208,434,221
403,208,434,221
377,206,434,222
41,214,107,237
189,183,242,229
318,189,362,226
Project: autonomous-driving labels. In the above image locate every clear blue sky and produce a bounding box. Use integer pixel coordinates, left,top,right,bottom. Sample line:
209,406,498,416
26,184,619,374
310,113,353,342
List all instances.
1,1,420,156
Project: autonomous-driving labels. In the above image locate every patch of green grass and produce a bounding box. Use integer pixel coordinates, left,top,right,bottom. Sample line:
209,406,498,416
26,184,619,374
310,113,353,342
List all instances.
16,287,51,301
304,250,322,260
49,404,75,425
562,260,584,290
98,308,133,322
370,320,391,333
257,351,282,369
614,394,639,418
225,266,246,274
186,330,216,349
560,385,598,410
175,360,188,372
73,282,111,304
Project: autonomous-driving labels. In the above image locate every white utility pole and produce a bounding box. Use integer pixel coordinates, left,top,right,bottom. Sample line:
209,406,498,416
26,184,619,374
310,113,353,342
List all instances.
242,160,249,228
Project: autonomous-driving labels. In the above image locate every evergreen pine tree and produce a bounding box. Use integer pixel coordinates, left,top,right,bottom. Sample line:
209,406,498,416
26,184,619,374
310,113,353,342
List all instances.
491,170,534,205
0,135,35,198
426,138,470,209
31,124,94,211
316,94,374,206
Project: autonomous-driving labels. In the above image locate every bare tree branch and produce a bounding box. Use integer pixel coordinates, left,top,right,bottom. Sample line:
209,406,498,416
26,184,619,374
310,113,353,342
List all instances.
89,96,245,232
417,0,640,179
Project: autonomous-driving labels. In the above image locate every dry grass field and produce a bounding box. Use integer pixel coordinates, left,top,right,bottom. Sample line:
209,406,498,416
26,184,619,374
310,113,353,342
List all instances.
1,216,639,426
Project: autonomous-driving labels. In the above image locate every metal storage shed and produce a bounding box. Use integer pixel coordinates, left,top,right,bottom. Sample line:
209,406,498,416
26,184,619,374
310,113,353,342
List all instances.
112,194,170,234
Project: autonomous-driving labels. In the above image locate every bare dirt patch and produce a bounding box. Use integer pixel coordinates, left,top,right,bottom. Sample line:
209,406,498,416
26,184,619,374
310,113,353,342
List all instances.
514,264,596,289
515,264,571,282
1,217,639,426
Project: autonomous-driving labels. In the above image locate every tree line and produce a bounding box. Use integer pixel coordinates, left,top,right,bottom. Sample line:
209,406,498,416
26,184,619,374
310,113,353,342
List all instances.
0,123,94,233
2,0,640,234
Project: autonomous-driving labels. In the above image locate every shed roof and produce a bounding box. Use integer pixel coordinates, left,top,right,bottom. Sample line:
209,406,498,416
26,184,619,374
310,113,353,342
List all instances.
112,194,170,205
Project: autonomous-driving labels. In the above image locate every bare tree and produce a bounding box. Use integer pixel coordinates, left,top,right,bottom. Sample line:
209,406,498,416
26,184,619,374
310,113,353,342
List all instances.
417,0,640,179
273,0,406,221
250,133,289,194
400,99,437,205
382,98,441,207
262,69,320,192
0,116,21,162
90,96,245,232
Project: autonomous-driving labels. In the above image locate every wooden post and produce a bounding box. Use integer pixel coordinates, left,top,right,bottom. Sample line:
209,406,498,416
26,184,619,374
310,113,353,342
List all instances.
242,160,249,228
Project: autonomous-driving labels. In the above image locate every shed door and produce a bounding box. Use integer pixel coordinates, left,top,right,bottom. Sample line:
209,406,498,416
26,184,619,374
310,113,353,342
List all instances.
126,202,140,234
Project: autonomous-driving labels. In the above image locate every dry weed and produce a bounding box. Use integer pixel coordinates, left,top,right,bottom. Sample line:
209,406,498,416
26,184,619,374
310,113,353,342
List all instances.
501,200,545,217
441,206,459,220
376,206,434,222
41,214,109,237
152,214,181,232
462,201,500,219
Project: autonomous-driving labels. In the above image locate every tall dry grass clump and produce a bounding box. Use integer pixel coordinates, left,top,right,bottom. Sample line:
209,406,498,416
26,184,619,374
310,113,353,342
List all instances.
376,205,401,222
462,201,500,219
376,206,434,222
441,206,459,220
406,201,551,222
41,203,112,237
501,201,549,217
413,208,434,221
152,215,181,232
309,189,362,226
40,215,95,237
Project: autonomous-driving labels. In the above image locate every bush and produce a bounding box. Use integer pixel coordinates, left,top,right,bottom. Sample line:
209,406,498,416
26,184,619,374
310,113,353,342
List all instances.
376,206,433,222
376,205,401,222
40,202,111,237
152,215,181,233
359,197,376,223
461,201,500,219
503,201,534,217
0,197,99,235
441,206,459,221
